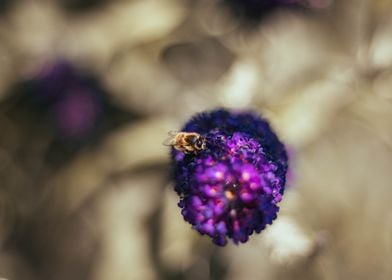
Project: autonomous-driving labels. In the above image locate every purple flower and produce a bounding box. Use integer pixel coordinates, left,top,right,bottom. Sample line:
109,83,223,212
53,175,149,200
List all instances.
220,0,303,23
32,61,104,139
53,87,101,138
171,109,288,246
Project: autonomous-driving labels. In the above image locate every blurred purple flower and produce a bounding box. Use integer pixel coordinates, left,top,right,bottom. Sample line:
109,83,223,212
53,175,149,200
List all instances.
0,60,139,165
33,61,103,139
53,88,101,138
221,0,303,23
171,109,288,246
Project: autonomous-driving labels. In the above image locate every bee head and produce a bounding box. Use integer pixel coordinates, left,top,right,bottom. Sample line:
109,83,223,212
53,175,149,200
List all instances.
194,137,206,150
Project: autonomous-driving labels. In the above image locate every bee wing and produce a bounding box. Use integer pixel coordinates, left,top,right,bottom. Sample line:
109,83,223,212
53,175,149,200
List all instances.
162,132,177,146
167,130,180,136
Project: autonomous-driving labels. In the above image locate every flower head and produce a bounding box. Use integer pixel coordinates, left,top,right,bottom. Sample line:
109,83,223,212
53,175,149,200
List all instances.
171,109,288,246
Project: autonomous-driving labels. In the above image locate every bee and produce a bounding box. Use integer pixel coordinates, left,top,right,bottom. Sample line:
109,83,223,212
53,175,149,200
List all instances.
164,131,206,154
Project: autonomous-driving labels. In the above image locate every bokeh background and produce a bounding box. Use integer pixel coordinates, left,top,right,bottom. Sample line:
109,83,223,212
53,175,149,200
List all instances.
0,0,392,279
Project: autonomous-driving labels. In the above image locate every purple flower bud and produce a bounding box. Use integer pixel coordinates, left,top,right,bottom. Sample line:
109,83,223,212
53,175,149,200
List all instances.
171,109,288,246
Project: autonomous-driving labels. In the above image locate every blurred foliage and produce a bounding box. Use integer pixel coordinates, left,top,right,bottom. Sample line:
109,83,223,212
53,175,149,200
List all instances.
0,0,392,279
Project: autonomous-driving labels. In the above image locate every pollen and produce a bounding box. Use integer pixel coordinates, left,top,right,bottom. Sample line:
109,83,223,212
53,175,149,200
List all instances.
225,190,235,200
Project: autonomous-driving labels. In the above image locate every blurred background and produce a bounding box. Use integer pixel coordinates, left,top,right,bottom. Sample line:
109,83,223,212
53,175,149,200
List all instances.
0,0,392,279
